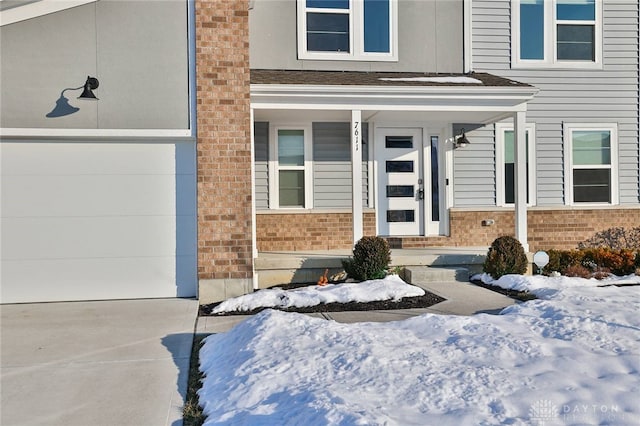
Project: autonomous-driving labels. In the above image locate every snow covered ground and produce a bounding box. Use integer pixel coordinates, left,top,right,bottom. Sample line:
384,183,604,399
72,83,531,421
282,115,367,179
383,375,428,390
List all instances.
199,275,640,425
210,275,425,314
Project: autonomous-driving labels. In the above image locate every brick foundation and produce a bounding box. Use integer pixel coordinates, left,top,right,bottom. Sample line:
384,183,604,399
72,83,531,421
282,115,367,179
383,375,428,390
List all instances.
195,0,253,285
256,208,640,252
446,208,640,251
527,207,640,251
257,211,376,251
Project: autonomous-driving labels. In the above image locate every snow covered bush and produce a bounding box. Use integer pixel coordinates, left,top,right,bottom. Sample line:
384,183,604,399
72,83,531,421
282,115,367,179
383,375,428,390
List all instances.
342,236,391,281
482,236,528,279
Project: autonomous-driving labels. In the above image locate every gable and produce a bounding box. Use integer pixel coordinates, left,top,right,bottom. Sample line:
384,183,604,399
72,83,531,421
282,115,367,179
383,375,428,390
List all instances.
0,0,97,26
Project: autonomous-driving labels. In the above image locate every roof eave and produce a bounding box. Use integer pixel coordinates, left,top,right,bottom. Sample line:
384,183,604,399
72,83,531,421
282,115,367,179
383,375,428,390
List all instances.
250,83,539,113
0,0,98,26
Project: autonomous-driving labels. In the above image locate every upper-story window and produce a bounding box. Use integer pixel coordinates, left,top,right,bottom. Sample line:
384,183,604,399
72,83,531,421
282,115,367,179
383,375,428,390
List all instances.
512,0,602,69
297,0,398,61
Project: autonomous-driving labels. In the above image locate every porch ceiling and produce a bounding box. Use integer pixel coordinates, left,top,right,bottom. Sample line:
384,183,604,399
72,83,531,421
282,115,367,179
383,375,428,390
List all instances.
252,109,517,125
251,69,538,125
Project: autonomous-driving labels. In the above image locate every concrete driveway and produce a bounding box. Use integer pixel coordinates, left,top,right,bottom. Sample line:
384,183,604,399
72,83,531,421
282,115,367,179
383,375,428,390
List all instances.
1,298,198,426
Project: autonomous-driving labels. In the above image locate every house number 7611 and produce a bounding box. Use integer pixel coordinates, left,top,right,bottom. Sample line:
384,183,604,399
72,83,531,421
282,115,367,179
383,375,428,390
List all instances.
353,121,360,152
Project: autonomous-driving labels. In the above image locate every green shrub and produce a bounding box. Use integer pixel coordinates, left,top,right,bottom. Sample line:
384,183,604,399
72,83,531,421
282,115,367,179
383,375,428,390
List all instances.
546,249,575,274
342,236,391,281
483,236,528,279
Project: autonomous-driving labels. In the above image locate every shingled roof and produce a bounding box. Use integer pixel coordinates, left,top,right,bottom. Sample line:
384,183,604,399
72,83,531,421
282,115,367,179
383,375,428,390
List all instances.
251,69,531,88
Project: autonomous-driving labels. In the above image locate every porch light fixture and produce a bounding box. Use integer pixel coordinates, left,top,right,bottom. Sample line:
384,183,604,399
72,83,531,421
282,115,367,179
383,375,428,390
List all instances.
454,129,470,149
78,76,99,100
46,76,99,118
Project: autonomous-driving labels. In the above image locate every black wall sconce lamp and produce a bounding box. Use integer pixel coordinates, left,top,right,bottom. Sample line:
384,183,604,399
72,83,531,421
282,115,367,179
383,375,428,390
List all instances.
78,76,99,100
454,129,470,149
46,76,99,118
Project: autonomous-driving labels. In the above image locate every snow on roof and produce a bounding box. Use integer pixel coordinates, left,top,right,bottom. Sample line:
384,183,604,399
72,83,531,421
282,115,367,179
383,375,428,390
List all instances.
379,76,484,84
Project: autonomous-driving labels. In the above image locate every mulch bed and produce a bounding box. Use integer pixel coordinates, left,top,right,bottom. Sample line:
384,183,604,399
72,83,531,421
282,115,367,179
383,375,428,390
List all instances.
469,279,537,301
199,282,446,316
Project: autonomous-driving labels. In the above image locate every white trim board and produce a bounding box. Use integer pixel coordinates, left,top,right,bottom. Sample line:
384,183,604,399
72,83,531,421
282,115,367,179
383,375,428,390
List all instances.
0,128,193,139
251,84,539,117
0,0,98,26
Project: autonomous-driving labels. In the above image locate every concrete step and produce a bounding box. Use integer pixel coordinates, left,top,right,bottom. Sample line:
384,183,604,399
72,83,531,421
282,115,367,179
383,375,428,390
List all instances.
402,266,470,283
255,248,487,288
258,267,345,289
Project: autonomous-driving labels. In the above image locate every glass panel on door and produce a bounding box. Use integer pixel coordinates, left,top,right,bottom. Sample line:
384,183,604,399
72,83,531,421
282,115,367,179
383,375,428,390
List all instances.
387,210,415,222
376,128,423,236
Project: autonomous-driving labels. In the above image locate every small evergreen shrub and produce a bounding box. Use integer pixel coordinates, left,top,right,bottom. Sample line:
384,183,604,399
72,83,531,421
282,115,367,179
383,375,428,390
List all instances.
342,236,391,281
483,236,528,279
546,249,574,275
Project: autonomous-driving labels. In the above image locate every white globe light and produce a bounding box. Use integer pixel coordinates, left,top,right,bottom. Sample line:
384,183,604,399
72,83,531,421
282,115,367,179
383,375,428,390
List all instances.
533,251,549,269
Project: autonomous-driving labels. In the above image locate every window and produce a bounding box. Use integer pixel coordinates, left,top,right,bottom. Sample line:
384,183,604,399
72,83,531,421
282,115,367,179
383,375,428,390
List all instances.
297,0,398,61
269,127,313,208
512,0,602,68
564,123,618,205
495,123,536,207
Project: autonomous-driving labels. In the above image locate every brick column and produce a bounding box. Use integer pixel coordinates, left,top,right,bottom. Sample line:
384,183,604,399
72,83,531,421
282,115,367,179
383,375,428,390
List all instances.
195,0,253,303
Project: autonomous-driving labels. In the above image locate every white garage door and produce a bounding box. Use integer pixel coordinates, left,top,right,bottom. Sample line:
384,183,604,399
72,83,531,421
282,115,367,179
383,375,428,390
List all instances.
1,141,197,303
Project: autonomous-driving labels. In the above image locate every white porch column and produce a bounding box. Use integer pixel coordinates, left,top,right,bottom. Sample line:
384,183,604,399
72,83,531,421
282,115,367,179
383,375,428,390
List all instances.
250,108,259,290
351,110,363,245
513,110,529,251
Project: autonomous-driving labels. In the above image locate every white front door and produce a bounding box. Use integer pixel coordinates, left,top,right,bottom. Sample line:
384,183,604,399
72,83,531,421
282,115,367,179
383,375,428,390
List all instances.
376,128,423,236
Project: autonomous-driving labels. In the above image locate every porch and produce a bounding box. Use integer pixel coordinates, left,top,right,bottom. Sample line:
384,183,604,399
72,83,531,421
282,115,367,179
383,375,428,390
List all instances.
255,246,489,288
250,69,539,258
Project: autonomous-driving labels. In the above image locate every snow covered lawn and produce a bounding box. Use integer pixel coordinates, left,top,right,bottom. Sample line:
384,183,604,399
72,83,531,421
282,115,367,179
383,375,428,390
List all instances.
198,275,640,425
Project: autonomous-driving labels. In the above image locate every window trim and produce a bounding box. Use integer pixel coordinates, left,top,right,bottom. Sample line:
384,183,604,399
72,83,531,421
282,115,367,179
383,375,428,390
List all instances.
269,125,314,209
563,123,618,206
296,0,398,62
495,123,537,207
511,0,603,69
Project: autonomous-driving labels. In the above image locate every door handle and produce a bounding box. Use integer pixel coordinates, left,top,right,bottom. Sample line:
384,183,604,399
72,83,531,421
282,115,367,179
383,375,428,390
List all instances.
417,188,424,200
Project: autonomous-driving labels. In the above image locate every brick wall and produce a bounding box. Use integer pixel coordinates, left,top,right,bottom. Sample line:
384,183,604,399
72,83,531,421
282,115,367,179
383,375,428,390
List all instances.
527,208,640,250
195,0,253,281
257,212,376,251
256,208,640,252
444,208,640,251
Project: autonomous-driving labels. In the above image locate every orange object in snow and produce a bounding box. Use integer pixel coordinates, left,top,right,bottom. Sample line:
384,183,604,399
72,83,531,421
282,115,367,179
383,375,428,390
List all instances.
317,269,329,286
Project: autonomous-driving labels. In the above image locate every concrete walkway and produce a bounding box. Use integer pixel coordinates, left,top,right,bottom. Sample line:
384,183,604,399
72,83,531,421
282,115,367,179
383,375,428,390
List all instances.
196,280,517,334
1,298,198,426
0,284,514,425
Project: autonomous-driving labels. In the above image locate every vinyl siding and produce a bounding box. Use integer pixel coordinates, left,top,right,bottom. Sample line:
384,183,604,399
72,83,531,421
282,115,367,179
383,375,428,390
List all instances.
471,0,639,206
453,125,496,207
313,122,369,209
254,122,369,210
254,122,269,210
